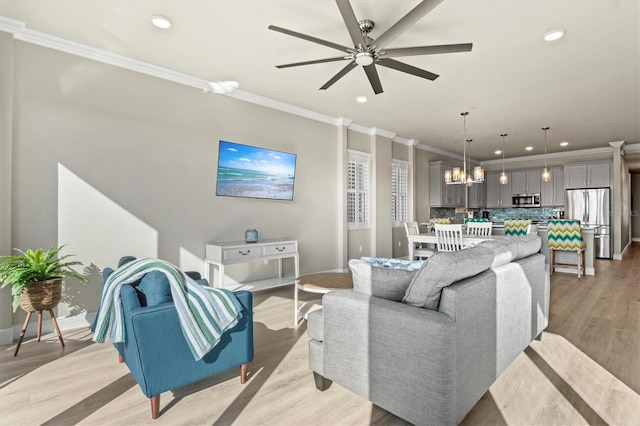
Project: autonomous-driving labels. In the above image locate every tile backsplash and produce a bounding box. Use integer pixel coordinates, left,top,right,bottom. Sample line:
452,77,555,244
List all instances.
430,207,563,223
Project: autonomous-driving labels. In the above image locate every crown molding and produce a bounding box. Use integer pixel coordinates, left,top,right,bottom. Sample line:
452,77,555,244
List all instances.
226,90,339,126
623,142,640,152
336,117,353,127
481,146,613,165
415,143,465,162
393,136,420,146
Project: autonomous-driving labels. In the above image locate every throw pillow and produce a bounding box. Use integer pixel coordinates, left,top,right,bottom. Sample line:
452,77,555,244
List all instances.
349,258,421,302
137,270,172,306
403,245,494,310
360,256,425,271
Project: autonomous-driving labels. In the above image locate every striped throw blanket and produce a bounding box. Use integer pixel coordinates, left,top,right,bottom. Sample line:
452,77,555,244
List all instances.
93,258,243,360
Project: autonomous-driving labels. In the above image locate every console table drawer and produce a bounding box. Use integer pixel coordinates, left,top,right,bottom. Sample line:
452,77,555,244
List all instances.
263,243,296,256
223,247,261,261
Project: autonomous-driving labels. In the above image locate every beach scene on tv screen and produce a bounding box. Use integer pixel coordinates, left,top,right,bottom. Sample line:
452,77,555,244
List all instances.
216,140,297,200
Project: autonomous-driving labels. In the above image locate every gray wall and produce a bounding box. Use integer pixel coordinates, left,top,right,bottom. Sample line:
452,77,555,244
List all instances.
6,40,340,324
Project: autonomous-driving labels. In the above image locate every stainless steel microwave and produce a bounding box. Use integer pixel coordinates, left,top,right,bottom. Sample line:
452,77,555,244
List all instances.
512,193,541,207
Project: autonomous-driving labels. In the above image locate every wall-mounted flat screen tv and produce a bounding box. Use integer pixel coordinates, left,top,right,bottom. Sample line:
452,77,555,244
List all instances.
216,140,297,201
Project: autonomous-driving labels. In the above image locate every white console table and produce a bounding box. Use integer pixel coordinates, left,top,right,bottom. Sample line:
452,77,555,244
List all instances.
205,239,299,291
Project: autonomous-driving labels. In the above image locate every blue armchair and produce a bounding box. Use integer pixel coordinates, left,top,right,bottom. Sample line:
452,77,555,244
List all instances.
95,257,254,419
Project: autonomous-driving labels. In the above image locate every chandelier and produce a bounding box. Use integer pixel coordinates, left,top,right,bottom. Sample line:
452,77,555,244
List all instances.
444,112,484,185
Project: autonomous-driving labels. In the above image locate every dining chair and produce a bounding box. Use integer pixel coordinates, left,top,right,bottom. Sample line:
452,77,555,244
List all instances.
547,219,586,279
434,223,464,252
404,221,435,260
467,221,493,236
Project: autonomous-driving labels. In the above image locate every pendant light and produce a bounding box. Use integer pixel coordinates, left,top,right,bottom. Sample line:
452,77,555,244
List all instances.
445,112,484,185
499,133,508,184
541,127,551,182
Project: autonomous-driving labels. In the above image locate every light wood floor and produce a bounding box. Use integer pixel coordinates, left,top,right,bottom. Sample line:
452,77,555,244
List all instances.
1,246,639,425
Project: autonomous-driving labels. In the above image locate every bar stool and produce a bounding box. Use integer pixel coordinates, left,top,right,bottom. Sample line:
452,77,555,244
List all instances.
547,219,586,279
504,219,532,236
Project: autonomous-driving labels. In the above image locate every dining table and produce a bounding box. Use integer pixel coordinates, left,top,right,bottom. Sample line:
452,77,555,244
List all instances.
407,232,495,260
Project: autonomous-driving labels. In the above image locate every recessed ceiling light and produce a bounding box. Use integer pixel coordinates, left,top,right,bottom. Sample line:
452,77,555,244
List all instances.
525,146,533,151
151,15,172,29
543,29,565,41
560,141,569,146
356,96,368,103
495,150,502,155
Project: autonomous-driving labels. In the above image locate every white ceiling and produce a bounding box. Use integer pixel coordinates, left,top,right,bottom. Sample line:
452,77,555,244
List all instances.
0,0,638,161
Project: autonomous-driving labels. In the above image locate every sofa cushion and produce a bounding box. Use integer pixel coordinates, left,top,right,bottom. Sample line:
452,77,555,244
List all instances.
349,259,420,302
403,245,494,310
513,234,542,260
137,271,172,306
477,239,516,268
477,234,541,268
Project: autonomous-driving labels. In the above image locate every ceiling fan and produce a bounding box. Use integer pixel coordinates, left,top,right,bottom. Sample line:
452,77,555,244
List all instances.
268,0,472,95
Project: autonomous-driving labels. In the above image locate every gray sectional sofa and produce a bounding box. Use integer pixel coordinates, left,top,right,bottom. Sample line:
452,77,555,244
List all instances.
308,234,549,425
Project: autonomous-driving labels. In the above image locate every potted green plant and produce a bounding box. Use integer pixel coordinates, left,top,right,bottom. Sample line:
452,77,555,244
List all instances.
0,245,87,312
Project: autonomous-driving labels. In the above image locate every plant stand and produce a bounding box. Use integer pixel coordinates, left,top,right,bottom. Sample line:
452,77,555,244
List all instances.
14,278,65,356
14,308,65,356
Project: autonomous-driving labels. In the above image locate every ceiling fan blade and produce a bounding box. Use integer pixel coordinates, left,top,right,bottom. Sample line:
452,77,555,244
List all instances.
363,64,383,94
373,0,444,50
276,57,348,69
320,62,358,90
335,0,368,47
377,58,439,81
268,25,353,53
383,43,473,58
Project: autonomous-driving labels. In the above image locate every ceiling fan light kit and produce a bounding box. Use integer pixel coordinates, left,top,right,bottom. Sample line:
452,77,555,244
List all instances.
269,0,472,94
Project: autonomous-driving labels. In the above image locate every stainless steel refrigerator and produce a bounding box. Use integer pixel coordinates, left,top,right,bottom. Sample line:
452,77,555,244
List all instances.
565,188,611,259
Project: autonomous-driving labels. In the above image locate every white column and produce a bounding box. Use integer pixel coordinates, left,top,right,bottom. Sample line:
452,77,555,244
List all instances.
610,141,625,259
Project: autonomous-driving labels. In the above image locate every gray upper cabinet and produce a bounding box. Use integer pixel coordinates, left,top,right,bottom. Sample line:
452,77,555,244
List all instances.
564,162,611,189
541,167,565,206
486,172,512,207
429,161,464,207
511,170,542,194
468,182,486,208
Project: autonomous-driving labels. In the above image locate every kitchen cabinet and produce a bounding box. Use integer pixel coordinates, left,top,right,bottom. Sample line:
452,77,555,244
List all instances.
565,162,611,189
468,182,486,208
541,167,565,206
486,172,512,207
511,170,541,194
429,161,465,207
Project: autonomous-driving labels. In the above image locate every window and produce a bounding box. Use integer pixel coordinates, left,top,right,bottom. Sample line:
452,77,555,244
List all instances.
391,160,409,226
347,151,371,229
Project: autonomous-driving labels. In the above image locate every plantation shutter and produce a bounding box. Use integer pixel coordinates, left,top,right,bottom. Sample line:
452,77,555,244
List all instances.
391,160,409,225
347,152,371,229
